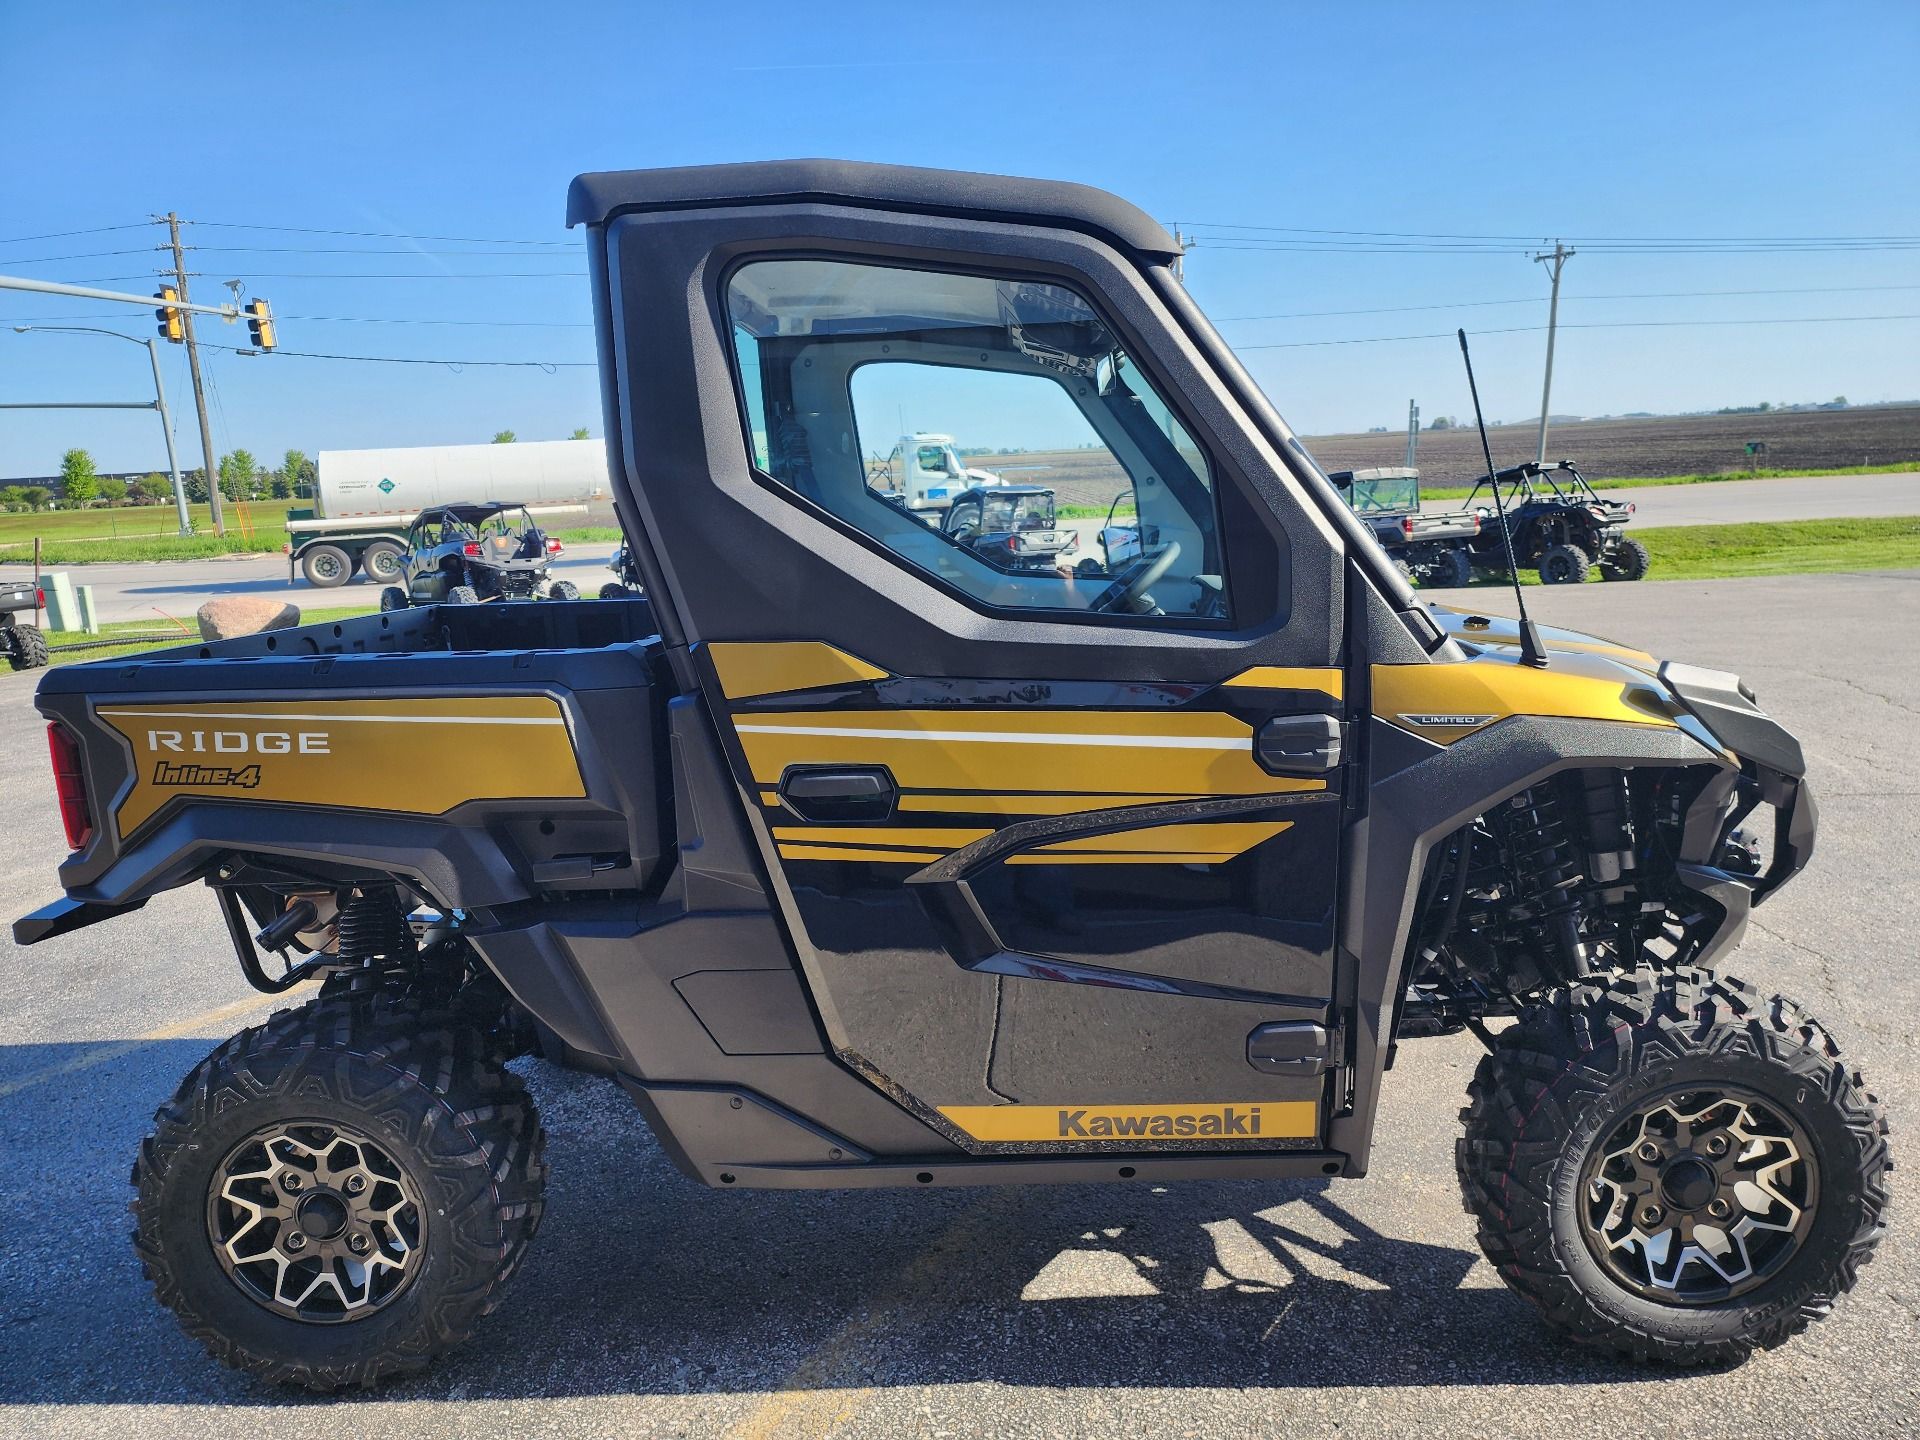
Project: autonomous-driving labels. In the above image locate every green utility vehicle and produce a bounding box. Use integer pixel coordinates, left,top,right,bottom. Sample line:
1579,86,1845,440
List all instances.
13,161,1887,1390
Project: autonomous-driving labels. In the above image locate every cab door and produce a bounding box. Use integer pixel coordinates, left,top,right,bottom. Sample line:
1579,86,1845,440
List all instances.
597,199,1352,1154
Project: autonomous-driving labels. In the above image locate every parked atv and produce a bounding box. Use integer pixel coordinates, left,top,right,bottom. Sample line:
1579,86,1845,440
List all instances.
599,539,646,599
1329,467,1480,587
1462,460,1648,584
378,501,579,610
13,160,1885,1391
2,577,49,671
942,483,1081,574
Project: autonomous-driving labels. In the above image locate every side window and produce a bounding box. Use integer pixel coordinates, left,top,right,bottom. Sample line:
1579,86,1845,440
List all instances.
725,258,1229,621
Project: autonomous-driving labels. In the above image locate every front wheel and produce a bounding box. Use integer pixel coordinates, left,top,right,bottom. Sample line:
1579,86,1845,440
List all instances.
1601,536,1651,581
1538,542,1591,584
1458,967,1889,1365
131,992,548,1389
598,582,632,600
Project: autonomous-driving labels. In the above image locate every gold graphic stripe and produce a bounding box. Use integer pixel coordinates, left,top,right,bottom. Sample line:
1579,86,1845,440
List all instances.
1029,820,1292,855
940,1101,1318,1143
709,641,888,698
97,696,584,837
1221,666,1344,700
733,709,1319,798
1005,851,1266,866
770,825,993,849
777,843,945,864
1371,659,1678,744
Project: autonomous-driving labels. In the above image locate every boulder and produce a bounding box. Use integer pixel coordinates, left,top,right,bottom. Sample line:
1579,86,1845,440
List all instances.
196,596,301,642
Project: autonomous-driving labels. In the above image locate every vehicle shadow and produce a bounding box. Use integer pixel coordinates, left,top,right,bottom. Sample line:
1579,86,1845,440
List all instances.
0,1043,1677,1408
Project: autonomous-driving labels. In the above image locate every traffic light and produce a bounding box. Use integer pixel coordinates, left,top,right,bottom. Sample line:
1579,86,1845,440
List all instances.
245,299,276,353
154,288,184,343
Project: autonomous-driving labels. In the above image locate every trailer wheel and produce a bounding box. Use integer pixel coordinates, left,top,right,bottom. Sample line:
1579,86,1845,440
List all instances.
1538,543,1590,584
1458,966,1890,1366
131,990,548,1391
1601,536,1651,581
4,620,49,671
300,545,352,589
361,542,404,583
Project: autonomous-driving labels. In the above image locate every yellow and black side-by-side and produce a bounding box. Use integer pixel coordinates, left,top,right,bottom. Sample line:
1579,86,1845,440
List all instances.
13,161,1886,1388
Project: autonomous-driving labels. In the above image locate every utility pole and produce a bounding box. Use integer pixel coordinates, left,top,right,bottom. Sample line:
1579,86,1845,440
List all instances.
162,212,224,534
1406,399,1420,468
1532,240,1574,464
1171,226,1187,283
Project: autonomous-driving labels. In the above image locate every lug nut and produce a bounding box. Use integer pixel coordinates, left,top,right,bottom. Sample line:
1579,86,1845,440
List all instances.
1639,1205,1663,1227
280,1173,303,1193
344,1173,366,1194
347,1232,371,1254
1707,1198,1732,1219
1705,1135,1730,1157
285,1231,307,1251
1637,1142,1661,1162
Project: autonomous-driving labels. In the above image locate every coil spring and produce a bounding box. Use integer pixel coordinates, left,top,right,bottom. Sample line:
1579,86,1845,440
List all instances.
1491,781,1591,978
336,888,414,966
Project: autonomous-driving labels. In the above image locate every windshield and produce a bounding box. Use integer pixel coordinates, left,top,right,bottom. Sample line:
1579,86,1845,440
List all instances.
1345,476,1418,514
981,491,1055,530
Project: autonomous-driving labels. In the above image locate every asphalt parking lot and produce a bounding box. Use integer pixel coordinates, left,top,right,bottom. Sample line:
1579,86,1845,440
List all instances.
1,569,1915,1439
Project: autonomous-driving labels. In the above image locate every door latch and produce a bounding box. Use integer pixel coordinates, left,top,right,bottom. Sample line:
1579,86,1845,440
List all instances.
777,766,897,823
1248,1020,1337,1076
1254,714,1343,776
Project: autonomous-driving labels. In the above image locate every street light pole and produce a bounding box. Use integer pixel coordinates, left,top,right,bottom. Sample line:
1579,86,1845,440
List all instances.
8,325,193,535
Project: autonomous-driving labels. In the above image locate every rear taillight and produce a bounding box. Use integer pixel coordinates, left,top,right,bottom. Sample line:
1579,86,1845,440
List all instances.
545,538,563,554
462,541,482,558
1400,518,1416,537
35,587,45,608
46,723,92,850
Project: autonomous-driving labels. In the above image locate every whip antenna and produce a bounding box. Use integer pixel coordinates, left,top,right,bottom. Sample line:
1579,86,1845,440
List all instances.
1457,328,1548,668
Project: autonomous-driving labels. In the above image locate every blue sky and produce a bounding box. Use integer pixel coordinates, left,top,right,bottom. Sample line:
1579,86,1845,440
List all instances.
2,0,1916,479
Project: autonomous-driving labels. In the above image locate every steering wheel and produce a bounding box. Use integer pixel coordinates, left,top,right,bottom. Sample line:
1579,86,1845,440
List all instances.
1089,540,1181,614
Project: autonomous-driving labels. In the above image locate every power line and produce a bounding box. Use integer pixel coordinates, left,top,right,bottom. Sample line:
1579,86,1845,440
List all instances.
1177,220,1920,243
1188,236,1920,256
187,220,571,246
1215,282,1920,323
65,271,582,283
190,335,593,369
0,223,148,245
1237,313,1920,351
177,246,583,257
0,310,592,328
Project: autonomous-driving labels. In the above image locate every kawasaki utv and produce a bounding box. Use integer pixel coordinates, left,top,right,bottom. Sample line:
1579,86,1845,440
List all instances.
378,500,579,610
13,161,1886,1390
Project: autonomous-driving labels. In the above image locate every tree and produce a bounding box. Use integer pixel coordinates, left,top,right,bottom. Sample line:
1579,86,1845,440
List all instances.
0,485,26,511
295,455,317,496
136,474,173,504
218,449,259,503
98,476,128,503
20,486,53,512
60,447,100,504
269,471,293,499
279,449,308,501
183,468,210,504
492,430,517,444
1428,416,1453,431
1833,396,1849,408
570,427,590,440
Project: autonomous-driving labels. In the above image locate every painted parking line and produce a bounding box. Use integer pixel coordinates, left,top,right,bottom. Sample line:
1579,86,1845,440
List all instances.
0,989,288,1100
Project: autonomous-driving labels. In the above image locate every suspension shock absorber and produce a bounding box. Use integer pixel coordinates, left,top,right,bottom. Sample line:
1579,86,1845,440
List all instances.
334,886,415,967
1492,781,1591,980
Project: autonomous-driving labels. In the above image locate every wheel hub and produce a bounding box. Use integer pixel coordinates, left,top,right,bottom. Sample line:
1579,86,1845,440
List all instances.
1578,1087,1817,1305
206,1120,426,1324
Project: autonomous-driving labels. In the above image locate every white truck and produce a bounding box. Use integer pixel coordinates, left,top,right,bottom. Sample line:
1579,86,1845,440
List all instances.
873,432,1002,512
285,440,610,587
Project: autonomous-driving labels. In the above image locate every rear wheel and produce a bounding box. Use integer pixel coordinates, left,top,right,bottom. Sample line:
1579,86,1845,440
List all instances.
361,542,404,584
1539,543,1591,584
378,586,408,613
598,582,632,600
1415,548,1473,589
300,545,352,589
1458,967,1889,1365
131,991,548,1390
547,579,580,601
4,620,49,670
446,585,480,605
1601,536,1651,581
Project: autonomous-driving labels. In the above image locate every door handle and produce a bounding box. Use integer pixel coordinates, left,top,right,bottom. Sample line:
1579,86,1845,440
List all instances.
1255,715,1343,776
777,766,898,823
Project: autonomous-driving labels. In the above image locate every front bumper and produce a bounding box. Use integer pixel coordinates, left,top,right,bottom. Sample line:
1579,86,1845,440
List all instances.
1662,662,1818,963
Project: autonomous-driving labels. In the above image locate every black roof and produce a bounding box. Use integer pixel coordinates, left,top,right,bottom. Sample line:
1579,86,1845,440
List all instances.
414,501,527,526
566,159,1182,264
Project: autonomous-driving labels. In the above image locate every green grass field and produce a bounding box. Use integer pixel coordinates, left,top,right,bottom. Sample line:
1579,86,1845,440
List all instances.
25,602,380,669
1419,461,1915,503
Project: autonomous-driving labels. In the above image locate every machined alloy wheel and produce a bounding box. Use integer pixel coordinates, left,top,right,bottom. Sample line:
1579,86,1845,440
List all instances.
362,542,404,582
207,1119,427,1323
1577,1087,1816,1304
300,545,351,588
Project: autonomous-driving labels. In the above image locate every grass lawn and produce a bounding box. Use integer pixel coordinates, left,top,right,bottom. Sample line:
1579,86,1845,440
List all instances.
1419,461,1914,502
22,602,379,669
0,501,291,564
1446,516,1920,587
